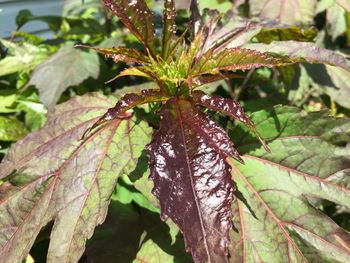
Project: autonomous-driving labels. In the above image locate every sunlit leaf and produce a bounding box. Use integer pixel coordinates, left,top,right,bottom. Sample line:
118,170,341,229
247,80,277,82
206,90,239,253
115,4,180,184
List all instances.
75,45,150,64
228,105,350,262
192,91,270,152
244,41,350,71
0,93,152,263
0,116,28,141
26,44,99,108
162,0,176,59
191,48,285,76
0,39,48,76
317,0,349,40
103,0,156,55
249,0,317,26
148,98,242,263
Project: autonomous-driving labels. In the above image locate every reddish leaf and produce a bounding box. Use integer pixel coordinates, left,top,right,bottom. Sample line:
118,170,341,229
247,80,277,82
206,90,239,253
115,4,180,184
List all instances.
148,97,242,263
192,91,270,152
190,48,286,76
162,0,176,59
191,73,243,88
0,94,152,263
75,45,150,64
83,90,169,138
103,0,156,55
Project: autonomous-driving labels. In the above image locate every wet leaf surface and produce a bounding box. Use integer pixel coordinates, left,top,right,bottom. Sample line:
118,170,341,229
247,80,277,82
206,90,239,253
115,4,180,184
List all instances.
148,97,241,263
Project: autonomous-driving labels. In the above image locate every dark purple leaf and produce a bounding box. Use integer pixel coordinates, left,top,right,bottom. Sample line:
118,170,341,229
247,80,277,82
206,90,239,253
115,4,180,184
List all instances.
83,90,169,138
162,0,176,59
148,97,242,263
75,45,150,64
103,0,156,56
192,91,270,152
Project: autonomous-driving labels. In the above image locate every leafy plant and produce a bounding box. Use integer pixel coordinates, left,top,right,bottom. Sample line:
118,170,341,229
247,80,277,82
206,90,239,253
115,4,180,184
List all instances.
0,0,349,262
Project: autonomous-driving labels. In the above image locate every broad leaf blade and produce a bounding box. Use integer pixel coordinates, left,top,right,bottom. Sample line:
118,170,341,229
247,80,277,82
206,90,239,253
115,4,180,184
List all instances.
0,93,152,263
103,0,156,55
244,41,350,71
162,0,176,59
148,98,242,263
190,48,286,77
75,45,150,64
249,0,317,26
26,45,99,108
228,106,350,262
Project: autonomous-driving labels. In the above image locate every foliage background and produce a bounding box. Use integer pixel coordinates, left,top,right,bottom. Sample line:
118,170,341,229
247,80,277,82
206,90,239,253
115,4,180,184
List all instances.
0,0,349,262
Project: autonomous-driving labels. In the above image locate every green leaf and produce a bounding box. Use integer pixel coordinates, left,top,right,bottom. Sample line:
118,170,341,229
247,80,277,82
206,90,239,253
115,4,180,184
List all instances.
16,10,62,32
83,201,192,262
0,91,17,113
0,116,28,141
206,18,316,51
0,93,152,263
26,44,99,108
255,27,318,43
244,41,350,71
317,0,349,40
249,0,317,26
0,39,48,76
288,64,350,109
103,0,156,56
228,105,350,261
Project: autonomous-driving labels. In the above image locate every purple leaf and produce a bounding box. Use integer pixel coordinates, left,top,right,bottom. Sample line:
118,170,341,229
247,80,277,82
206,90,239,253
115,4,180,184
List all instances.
75,45,150,64
162,0,176,59
83,90,169,139
191,73,243,88
103,0,156,56
148,97,242,263
192,91,270,152
0,94,152,263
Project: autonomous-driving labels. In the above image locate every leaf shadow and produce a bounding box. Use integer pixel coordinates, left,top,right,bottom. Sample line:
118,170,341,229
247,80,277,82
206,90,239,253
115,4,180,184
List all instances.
231,106,286,154
81,200,192,263
128,149,149,182
234,186,258,221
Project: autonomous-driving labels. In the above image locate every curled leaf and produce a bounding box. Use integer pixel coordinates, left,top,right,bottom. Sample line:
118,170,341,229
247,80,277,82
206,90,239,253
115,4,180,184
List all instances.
82,90,169,139
192,91,270,152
